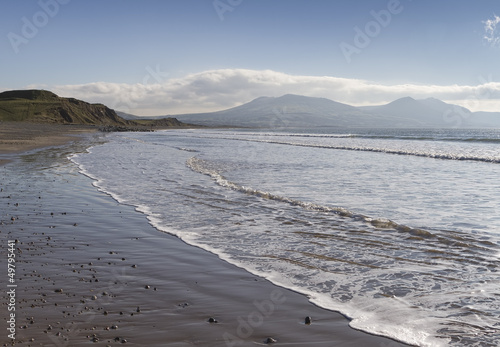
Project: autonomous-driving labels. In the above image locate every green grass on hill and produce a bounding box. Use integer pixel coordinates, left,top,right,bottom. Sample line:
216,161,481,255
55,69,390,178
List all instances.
0,89,128,125
0,89,193,130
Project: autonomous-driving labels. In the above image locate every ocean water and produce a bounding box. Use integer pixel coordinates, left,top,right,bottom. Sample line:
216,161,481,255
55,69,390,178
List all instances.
71,128,500,346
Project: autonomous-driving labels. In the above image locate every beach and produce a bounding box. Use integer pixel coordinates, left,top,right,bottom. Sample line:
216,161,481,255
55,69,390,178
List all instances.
0,125,413,346
0,122,96,166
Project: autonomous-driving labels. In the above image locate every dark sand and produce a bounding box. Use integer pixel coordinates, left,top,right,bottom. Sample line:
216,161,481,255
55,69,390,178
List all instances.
0,122,96,165
0,128,412,346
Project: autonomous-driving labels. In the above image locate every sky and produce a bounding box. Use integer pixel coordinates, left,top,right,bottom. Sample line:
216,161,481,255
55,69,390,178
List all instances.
1,0,499,116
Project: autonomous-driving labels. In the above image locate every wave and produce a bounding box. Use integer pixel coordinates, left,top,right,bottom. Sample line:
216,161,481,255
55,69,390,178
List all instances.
185,155,500,346
207,129,500,144
173,130,500,164
269,140,500,163
186,156,496,253
69,134,500,347
230,137,500,163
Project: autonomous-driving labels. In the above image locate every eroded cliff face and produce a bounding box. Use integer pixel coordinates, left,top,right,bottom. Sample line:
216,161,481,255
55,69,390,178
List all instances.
54,98,131,125
0,89,191,129
0,89,132,125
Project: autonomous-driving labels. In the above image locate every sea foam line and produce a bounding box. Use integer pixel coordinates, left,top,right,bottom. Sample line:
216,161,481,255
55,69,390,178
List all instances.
237,138,500,164
168,131,500,164
186,157,441,238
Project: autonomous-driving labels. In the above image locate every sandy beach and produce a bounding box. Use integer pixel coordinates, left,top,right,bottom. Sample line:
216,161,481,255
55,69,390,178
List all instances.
0,122,96,165
0,125,411,346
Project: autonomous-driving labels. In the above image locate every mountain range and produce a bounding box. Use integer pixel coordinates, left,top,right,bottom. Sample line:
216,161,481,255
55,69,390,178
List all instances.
3,90,497,129
137,94,499,128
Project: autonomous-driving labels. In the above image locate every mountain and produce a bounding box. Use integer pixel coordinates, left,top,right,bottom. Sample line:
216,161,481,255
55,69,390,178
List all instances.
8,90,494,129
468,111,500,128
116,110,143,120
0,89,189,129
173,94,493,128
360,97,473,127
362,97,500,128
173,94,400,128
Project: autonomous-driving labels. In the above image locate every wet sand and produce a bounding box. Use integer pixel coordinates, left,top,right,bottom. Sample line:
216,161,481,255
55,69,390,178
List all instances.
0,122,96,165
0,132,412,346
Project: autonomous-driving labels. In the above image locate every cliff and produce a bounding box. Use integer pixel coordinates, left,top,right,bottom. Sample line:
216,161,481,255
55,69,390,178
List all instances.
0,90,132,126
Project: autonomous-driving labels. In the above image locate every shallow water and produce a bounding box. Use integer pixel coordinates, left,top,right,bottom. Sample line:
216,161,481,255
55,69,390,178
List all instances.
71,128,500,346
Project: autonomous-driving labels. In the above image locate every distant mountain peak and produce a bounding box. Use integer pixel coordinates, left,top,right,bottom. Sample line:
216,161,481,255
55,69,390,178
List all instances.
389,96,417,104
135,92,498,128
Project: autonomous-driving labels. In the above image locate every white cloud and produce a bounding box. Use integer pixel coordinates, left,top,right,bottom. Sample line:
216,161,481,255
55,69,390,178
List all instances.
483,14,500,47
27,69,500,116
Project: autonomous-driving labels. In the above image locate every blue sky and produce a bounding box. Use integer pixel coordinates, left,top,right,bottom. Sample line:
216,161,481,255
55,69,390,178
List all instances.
1,0,499,115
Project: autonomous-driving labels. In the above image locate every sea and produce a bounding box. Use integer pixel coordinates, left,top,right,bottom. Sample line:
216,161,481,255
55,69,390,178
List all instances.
70,127,500,347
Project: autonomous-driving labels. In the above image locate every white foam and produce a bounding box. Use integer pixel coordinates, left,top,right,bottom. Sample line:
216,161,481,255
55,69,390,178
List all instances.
68,129,500,347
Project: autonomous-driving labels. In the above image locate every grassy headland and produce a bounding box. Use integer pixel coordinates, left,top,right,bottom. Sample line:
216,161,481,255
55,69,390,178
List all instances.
0,89,190,130
0,89,193,164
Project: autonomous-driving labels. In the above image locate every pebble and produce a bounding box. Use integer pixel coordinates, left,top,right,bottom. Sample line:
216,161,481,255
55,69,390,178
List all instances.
265,337,277,344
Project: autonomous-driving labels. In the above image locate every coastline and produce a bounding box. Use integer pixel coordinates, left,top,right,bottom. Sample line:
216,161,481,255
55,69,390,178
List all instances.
0,122,97,165
0,131,412,346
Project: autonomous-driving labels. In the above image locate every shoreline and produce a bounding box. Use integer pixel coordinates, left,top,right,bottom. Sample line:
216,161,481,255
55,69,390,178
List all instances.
0,122,98,165
0,131,412,346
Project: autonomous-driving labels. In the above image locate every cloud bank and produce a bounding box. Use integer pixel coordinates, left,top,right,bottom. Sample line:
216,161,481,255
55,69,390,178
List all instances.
27,69,500,116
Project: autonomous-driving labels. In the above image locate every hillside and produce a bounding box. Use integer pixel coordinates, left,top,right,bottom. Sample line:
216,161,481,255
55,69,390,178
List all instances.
466,111,500,128
0,90,133,126
360,97,473,127
171,94,499,128
174,94,399,128
0,89,190,129
7,90,496,129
